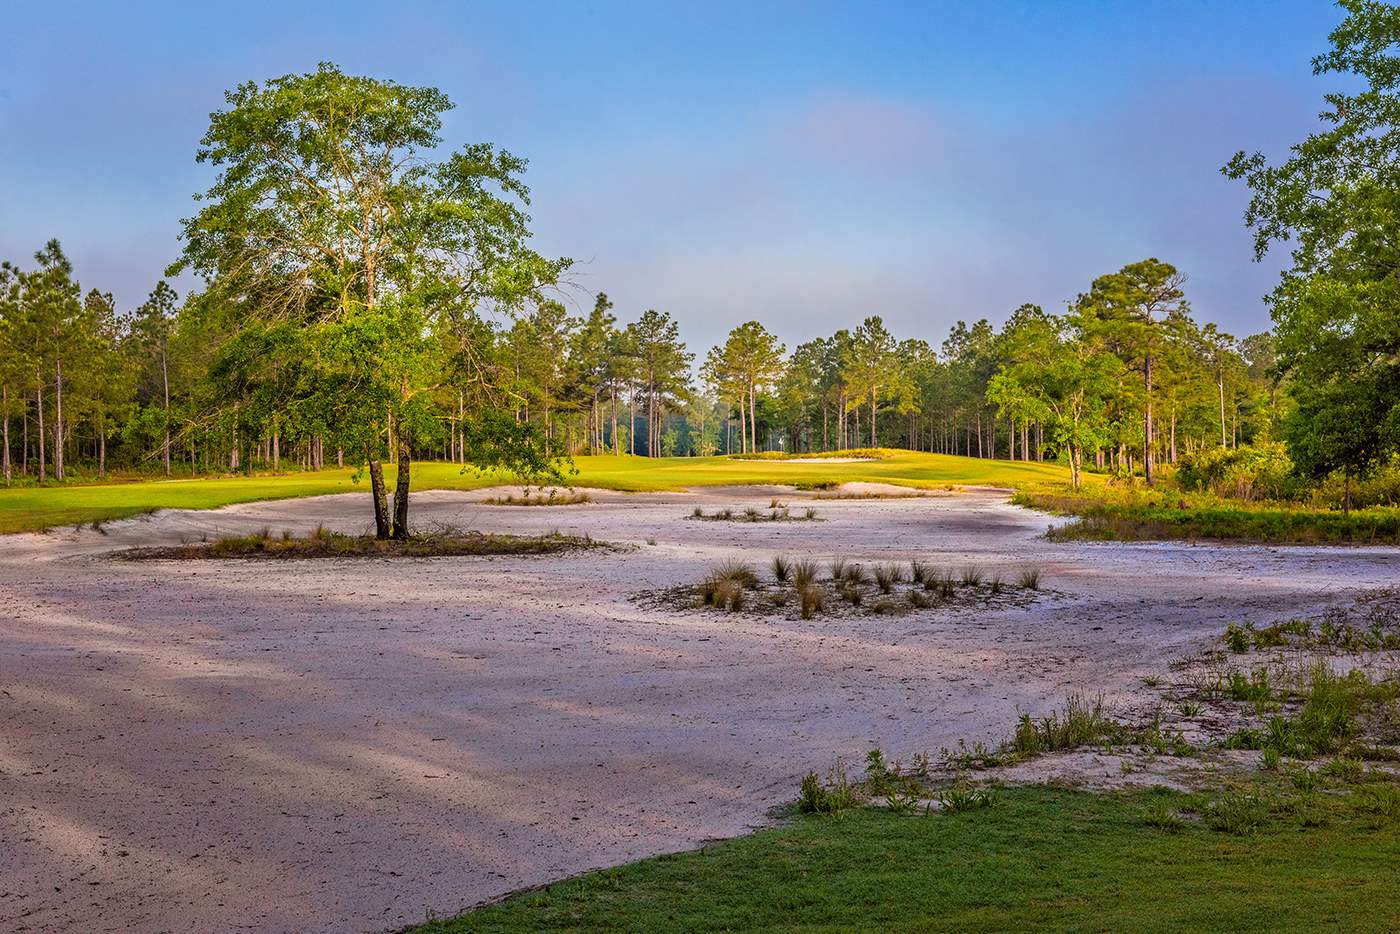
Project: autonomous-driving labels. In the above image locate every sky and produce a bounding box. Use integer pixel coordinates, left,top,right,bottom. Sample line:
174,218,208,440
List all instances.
0,0,1348,353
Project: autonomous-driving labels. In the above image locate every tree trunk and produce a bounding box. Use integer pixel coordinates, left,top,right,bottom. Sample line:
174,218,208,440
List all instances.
1,386,8,486
36,382,46,483
99,418,106,479
162,351,171,476
368,458,390,538
54,357,64,481
749,383,758,453
870,386,878,448
1143,353,1155,484
1218,373,1227,448
391,439,411,538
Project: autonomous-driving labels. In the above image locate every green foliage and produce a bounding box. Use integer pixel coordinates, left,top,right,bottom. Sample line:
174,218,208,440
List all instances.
1177,442,1295,500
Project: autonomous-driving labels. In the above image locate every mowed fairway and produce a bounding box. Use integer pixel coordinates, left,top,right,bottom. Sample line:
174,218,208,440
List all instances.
0,452,1077,534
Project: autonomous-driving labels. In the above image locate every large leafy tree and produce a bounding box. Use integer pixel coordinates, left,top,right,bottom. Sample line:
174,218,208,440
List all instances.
1224,0,1400,505
171,63,570,537
625,310,691,456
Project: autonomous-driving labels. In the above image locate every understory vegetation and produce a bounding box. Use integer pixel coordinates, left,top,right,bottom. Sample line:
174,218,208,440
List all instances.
119,525,600,560
481,489,593,506
681,555,1043,620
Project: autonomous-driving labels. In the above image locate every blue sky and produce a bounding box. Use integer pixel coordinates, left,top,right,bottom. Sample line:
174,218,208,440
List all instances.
0,1,1346,351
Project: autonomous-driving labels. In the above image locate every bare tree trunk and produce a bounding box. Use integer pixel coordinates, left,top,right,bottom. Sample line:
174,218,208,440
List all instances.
750,383,758,453
368,458,390,538
99,418,106,479
36,382,46,483
54,357,64,481
870,386,878,447
162,351,171,476
272,421,280,471
1218,373,1227,448
1,386,8,486
1143,354,1155,484
337,446,344,468
391,439,411,539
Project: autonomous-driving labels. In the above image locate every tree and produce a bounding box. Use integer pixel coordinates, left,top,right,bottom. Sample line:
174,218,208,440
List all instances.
1077,259,1189,483
171,63,569,537
131,281,179,474
1224,0,1400,499
625,310,691,457
841,316,897,447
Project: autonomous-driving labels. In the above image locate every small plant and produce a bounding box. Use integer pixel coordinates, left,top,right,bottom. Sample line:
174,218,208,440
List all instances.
909,590,932,609
1260,747,1282,771
1179,700,1202,718
830,557,848,581
1224,623,1251,654
771,555,791,583
1290,767,1321,793
1226,668,1272,703
769,498,785,509
1142,676,1162,688
910,559,931,585
928,571,956,599
871,597,903,616
799,583,825,619
692,506,705,518
792,559,819,589
711,560,757,587
797,768,853,815
873,563,902,593
804,506,818,520
1018,567,1041,590
1142,801,1184,833
842,563,868,586
960,566,983,587
743,507,760,521
938,782,998,814
1324,756,1364,782
1355,785,1400,819
988,572,1004,595
1204,790,1265,835
842,583,863,606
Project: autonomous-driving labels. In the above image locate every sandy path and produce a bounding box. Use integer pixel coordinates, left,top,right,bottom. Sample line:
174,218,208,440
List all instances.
2,488,1396,932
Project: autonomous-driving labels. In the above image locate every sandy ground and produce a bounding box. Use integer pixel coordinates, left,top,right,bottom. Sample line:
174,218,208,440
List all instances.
2,486,1398,932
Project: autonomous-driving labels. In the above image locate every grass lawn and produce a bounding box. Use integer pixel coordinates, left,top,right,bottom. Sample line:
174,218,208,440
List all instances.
0,451,1074,534
415,785,1400,933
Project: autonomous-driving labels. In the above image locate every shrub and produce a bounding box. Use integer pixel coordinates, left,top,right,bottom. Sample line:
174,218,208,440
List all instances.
1176,441,1294,501
1224,623,1251,654
797,768,853,815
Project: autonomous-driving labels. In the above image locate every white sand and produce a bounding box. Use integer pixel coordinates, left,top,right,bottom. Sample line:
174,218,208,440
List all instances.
2,488,1397,931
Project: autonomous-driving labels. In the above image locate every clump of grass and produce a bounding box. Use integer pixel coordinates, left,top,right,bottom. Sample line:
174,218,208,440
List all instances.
711,560,758,587
937,782,998,814
1204,790,1266,835
699,561,757,610
799,583,826,619
771,555,791,583
1010,694,1113,757
871,597,903,616
1226,668,1273,703
1180,700,1202,718
693,506,705,518
804,506,817,520
1018,567,1041,590
988,572,1004,595
830,557,848,581
927,570,957,599
770,498,784,509
960,566,983,587
909,590,932,609
797,765,854,815
743,507,760,521
1142,801,1185,833
792,559,819,589
910,559,931,585
841,583,863,606
873,563,903,594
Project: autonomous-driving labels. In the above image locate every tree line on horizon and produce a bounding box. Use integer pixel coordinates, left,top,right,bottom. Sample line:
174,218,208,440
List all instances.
0,238,1276,492
2,0,1398,531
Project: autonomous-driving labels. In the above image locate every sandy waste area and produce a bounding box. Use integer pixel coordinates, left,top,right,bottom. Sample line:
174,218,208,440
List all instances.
2,485,1397,931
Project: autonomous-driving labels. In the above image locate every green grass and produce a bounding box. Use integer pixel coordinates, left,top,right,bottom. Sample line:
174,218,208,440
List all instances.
0,451,1074,534
1021,490,1400,545
413,784,1400,933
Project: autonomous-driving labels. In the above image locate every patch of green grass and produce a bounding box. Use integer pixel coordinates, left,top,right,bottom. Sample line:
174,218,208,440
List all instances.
1021,489,1400,545
0,452,1076,535
413,784,1400,932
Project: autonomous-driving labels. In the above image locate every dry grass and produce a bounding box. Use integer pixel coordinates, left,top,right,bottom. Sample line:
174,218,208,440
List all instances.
121,527,599,560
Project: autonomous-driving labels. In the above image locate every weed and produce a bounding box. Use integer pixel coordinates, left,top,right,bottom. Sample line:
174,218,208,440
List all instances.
842,563,869,587
988,572,1004,595
1261,747,1282,771
909,590,932,609
1354,785,1400,820
1324,757,1365,782
1204,790,1266,835
960,566,983,587
928,571,957,599
1010,694,1113,757
770,498,785,509
710,560,758,588
1180,700,1202,718
771,555,791,583
830,557,848,581
873,563,903,594
792,559,819,589
804,506,817,520
938,783,998,814
797,766,853,815
910,559,931,585
743,507,760,521
693,506,705,518
841,583,863,606
1227,668,1272,703
1290,767,1321,793
1224,623,1251,654
799,583,825,619
1018,567,1041,590
1142,801,1184,833
1142,676,1162,689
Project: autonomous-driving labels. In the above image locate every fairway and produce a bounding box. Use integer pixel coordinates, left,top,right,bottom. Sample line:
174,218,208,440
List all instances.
0,452,1075,534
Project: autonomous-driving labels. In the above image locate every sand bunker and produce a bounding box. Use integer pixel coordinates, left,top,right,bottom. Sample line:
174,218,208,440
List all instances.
3,488,1398,931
